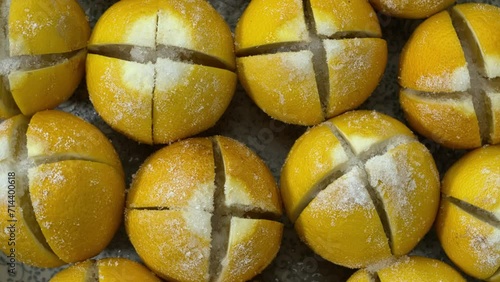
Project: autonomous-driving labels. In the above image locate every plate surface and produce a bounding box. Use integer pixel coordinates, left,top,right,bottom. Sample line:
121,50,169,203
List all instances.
1,0,499,281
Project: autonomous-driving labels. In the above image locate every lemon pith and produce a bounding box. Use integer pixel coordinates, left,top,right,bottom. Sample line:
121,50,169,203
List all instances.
126,136,283,282
235,0,387,126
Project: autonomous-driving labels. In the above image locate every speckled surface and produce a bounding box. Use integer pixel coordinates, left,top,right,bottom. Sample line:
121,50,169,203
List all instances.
0,0,499,281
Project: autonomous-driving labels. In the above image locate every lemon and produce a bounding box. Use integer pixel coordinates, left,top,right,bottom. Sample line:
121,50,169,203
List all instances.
436,145,500,281
86,0,237,144
126,136,283,282
0,110,125,267
369,0,454,19
281,110,440,268
0,0,90,118
399,3,500,149
235,0,387,126
347,256,465,281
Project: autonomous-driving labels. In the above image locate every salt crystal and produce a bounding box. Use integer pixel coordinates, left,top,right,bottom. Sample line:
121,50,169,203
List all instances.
155,58,191,93
43,221,51,229
130,46,148,63
462,215,500,270
365,143,431,239
415,66,471,92
280,51,313,80
366,152,402,189
99,61,154,125
310,166,371,217
29,164,66,187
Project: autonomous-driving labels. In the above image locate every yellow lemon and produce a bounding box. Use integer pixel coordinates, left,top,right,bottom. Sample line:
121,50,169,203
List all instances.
0,0,90,118
86,0,237,144
50,258,161,282
399,3,500,149
436,145,500,281
0,110,125,268
369,0,455,19
347,256,465,281
235,0,387,126
281,110,440,268
126,136,283,282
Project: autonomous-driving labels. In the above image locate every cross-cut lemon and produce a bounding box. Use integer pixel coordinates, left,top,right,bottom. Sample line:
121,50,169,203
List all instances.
235,0,387,126
86,0,236,144
0,110,125,268
347,256,465,281
400,3,500,149
0,0,90,119
126,136,283,282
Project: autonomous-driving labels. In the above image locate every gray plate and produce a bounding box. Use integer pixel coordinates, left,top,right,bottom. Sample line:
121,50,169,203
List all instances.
1,0,498,281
